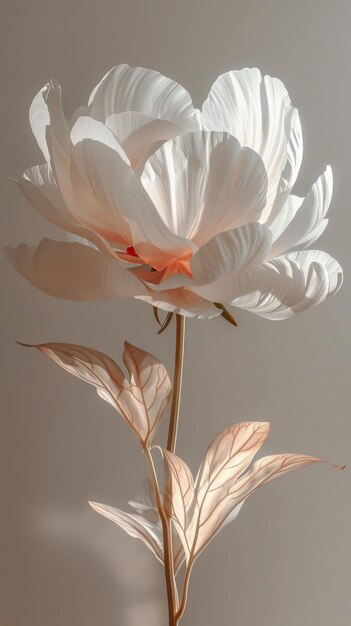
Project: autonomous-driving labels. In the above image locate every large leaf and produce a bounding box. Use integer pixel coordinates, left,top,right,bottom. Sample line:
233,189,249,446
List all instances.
160,422,344,561
192,421,270,555
22,341,171,444
193,451,329,557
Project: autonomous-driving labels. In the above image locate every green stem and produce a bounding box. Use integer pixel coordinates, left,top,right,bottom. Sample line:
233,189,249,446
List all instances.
167,314,186,453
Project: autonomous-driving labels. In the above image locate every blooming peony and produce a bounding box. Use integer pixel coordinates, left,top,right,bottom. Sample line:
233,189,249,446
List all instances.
6,65,342,319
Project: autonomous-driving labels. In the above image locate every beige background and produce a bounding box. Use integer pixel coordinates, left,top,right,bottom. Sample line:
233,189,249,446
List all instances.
1,0,350,624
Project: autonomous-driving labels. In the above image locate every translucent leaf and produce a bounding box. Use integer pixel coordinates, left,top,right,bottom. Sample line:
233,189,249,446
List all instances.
23,341,171,444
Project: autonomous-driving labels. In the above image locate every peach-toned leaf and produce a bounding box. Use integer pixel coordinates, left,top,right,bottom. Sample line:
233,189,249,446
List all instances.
22,341,171,444
230,452,344,501
194,452,344,557
161,449,196,561
195,422,270,501
122,342,172,443
89,501,164,563
191,422,270,556
126,479,186,573
91,480,186,573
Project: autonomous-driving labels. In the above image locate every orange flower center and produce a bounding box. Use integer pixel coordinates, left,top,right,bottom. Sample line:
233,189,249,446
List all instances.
125,246,193,283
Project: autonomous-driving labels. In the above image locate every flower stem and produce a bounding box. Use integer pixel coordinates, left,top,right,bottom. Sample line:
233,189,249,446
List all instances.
167,314,186,453
144,446,178,626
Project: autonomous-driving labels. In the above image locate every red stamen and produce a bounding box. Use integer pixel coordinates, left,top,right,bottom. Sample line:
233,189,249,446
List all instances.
126,246,139,258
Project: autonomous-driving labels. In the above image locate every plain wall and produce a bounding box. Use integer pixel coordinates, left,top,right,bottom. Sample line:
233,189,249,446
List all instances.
1,1,350,625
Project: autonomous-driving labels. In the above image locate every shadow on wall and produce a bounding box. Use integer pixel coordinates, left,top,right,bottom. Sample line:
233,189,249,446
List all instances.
29,506,167,626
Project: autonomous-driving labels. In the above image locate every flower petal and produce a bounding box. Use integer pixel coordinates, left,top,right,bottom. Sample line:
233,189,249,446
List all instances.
141,130,268,246
106,112,184,170
192,250,343,319
29,80,68,166
202,68,297,220
268,166,333,258
4,239,147,301
268,109,303,220
70,116,132,242
29,81,72,194
17,165,117,258
71,117,192,262
88,64,200,131
137,288,220,319
191,222,272,285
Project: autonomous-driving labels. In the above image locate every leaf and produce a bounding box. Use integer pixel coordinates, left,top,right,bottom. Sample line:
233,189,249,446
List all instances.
195,422,270,501
128,479,157,516
214,303,238,327
193,451,343,558
157,311,174,335
153,305,162,326
122,341,172,442
91,480,186,573
230,452,345,503
161,449,196,561
158,421,345,563
21,341,171,444
89,501,164,564
192,422,270,556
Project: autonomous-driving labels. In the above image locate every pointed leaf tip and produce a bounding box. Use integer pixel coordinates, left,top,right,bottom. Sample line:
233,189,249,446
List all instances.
214,303,238,326
157,311,174,334
29,341,171,444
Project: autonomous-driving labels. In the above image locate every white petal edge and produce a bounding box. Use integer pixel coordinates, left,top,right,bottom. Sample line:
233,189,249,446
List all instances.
69,116,132,242
191,222,272,285
141,130,268,246
88,64,200,131
4,239,147,301
201,68,297,220
18,165,117,258
136,289,221,319
106,112,184,170
192,250,343,319
268,166,333,258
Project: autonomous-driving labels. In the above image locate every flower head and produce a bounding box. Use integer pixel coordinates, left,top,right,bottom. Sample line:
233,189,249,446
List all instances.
6,65,342,319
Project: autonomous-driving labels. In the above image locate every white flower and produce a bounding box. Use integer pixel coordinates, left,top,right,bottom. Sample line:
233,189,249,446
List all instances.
6,65,342,319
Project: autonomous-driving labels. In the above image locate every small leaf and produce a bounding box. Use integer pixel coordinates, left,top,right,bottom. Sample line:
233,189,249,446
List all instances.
214,303,238,327
128,479,157,516
161,448,196,561
89,501,164,563
157,312,174,335
153,306,162,327
20,341,172,444
91,481,186,573
193,422,270,555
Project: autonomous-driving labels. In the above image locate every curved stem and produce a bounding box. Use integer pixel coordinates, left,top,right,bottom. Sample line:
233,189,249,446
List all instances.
144,446,178,625
176,559,194,622
167,314,186,453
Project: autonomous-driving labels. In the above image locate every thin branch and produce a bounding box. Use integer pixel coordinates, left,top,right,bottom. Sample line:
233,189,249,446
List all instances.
176,559,195,622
